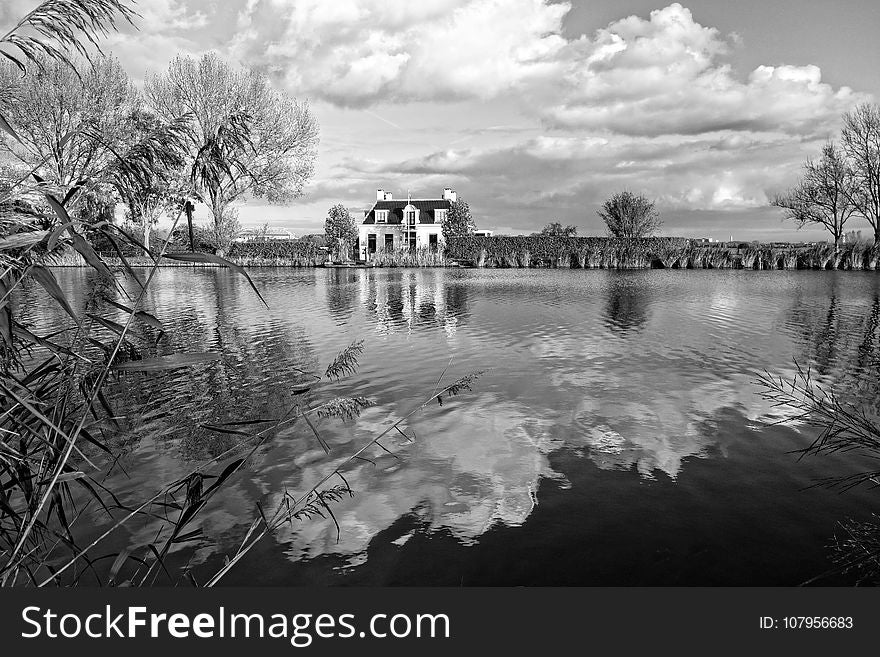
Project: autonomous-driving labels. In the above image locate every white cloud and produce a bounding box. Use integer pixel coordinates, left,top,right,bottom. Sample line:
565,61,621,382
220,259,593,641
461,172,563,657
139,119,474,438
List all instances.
542,4,861,138
6,0,869,236
231,0,570,106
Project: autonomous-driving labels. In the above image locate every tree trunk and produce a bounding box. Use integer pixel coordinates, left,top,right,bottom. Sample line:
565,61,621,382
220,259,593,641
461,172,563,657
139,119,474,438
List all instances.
185,201,195,252
143,223,151,252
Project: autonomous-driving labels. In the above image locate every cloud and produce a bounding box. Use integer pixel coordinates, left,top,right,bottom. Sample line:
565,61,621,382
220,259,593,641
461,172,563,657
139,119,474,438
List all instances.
231,0,570,107
229,2,863,140
539,4,861,139
6,0,869,236
215,0,870,232
325,127,817,220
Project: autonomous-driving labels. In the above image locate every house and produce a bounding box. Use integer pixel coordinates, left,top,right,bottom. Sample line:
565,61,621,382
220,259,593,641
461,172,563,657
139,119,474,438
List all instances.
358,187,456,261
234,227,294,242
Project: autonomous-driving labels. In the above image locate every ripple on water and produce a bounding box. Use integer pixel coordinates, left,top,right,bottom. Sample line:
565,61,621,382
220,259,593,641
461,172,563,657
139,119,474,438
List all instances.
14,267,880,584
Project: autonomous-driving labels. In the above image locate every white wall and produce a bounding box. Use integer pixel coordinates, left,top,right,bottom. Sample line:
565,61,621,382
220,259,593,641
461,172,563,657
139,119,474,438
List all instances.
358,224,445,260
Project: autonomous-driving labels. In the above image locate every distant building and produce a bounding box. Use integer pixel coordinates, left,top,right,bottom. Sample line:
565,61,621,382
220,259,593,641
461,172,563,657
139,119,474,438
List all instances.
358,187,457,260
235,227,294,242
474,230,494,237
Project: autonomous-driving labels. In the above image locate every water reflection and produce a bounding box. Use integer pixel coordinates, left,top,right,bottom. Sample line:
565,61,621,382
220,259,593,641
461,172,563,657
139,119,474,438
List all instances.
15,268,880,584
360,269,469,336
325,268,358,322
783,274,880,414
603,272,652,333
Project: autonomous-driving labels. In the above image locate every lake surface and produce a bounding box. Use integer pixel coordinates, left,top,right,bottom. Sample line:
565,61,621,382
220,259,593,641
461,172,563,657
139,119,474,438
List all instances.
20,268,880,585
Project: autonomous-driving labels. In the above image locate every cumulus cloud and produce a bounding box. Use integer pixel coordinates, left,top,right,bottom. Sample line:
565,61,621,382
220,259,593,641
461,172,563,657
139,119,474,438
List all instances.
544,5,860,138
231,0,569,107
213,0,869,227
5,0,869,234
228,1,862,140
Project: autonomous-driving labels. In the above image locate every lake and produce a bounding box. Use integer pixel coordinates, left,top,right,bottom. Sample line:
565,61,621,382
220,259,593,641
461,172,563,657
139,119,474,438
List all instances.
20,267,880,585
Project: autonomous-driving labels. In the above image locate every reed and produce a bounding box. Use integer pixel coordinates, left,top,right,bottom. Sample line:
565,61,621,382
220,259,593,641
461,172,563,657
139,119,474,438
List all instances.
445,236,880,270
757,364,880,584
0,1,480,587
369,247,447,267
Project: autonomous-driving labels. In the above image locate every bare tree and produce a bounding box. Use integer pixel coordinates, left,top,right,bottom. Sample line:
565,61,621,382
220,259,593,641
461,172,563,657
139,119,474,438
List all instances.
773,142,857,251
598,191,662,238
145,53,319,254
841,103,880,244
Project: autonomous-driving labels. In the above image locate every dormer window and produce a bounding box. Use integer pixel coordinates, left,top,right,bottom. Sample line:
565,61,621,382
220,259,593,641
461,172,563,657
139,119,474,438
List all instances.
403,204,418,225
375,210,388,223
434,209,448,223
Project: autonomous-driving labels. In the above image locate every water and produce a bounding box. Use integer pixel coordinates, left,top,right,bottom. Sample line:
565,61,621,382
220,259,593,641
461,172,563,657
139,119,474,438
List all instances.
18,268,880,585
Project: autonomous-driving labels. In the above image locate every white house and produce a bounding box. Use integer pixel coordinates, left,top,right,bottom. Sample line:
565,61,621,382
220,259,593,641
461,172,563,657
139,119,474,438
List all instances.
358,187,456,261
234,227,294,242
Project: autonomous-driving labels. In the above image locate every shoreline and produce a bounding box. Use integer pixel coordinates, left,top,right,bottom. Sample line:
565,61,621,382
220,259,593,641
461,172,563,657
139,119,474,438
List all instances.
47,237,880,271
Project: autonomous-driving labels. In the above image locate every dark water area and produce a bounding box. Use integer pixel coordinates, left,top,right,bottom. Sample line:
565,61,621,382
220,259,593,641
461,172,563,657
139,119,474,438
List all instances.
18,268,880,585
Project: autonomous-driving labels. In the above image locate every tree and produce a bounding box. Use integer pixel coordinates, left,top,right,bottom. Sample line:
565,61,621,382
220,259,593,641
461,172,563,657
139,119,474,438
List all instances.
534,221,577,237
104,108,188,251
597,191,662,238
442,198,475,242
773,142,857,251
145,53,319,254
841,103,880,244
324,203,357,262
0,54,136,219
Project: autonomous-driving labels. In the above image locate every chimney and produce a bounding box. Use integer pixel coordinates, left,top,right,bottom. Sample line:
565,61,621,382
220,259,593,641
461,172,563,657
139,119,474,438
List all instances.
443,187,457,202
377,189,385,201
384,191,393,201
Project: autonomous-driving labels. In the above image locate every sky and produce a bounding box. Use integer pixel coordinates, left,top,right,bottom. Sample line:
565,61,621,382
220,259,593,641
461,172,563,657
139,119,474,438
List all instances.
2,0,878,241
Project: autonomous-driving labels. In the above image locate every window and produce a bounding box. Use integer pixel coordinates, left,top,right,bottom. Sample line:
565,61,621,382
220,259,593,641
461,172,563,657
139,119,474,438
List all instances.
434,209,447,223
406,211,416,225
376,210,388,223
384,234,394,251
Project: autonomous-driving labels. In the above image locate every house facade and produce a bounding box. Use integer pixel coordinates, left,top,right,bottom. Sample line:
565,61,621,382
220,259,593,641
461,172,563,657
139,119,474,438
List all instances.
358,187,456,261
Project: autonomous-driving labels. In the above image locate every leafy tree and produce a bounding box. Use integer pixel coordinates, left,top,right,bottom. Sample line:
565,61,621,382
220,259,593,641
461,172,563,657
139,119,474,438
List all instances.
145,53,319,254
324,203,357,261
597,191,662,238
841,103,880,244
534,221,577,237
773,142,857,251
104,108,189,251
0,54,136,219
442,198,475,242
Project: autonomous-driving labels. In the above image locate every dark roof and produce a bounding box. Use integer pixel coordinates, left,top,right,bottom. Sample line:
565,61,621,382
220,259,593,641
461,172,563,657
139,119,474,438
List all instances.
362,199,451,225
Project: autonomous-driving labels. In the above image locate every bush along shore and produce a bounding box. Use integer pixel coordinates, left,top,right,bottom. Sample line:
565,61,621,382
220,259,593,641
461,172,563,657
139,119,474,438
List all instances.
444,236,880,270
51,238,329,267
48,236,880,270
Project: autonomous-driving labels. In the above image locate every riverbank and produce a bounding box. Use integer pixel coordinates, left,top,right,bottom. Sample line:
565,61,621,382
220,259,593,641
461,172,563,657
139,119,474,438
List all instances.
48,237,880,270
